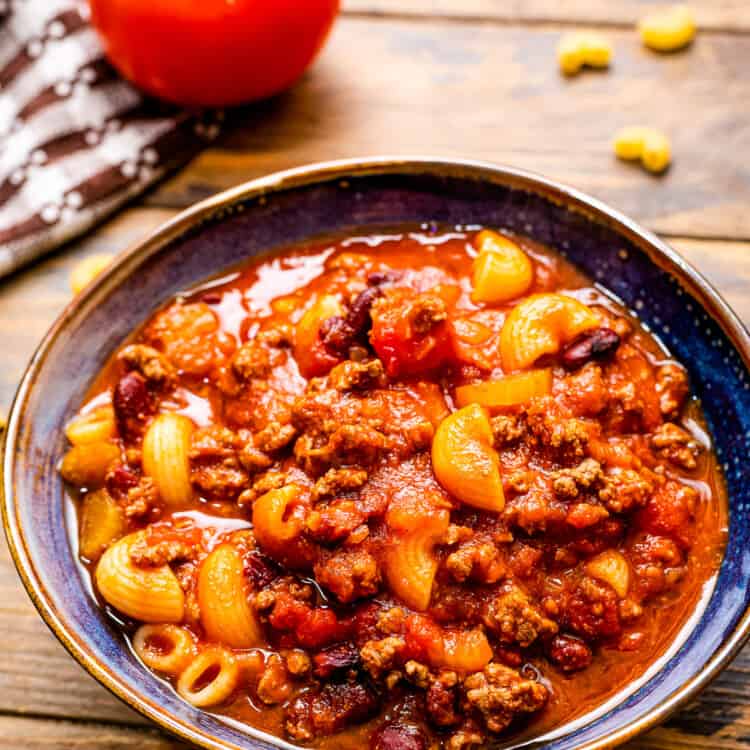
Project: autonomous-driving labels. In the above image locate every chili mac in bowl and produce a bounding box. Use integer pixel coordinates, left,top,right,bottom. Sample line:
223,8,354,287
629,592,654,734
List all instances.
3,158,749,750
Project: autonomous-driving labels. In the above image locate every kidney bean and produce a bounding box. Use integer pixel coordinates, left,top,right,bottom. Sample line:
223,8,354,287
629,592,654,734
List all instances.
548,634,593,672
105,464,139,498
320,315,357,356
286,681,379,738
244,551,279,589
321,286,385,357
313,643,361,678
371,722,427,750
561,327,620,370
346,285,383,337
113,371,152,435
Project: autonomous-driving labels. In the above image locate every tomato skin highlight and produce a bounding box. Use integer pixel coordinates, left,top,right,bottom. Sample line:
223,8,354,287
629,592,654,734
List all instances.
89,0,340,107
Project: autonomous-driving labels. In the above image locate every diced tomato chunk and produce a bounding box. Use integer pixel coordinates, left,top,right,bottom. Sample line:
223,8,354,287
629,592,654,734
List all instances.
370,289,455,377
267,592,351,649
403,613,444,663
635,481,695,549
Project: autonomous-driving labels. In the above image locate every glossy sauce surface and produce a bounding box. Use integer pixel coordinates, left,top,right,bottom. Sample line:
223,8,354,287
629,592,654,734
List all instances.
65,227,727,749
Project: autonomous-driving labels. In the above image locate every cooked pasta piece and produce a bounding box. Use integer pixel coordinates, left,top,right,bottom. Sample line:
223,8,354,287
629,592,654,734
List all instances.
440,629,494,673
638,5,696,52
432,404,505,512
142,412,194,507
384,505,449,612
252,484,312,567
585,550,631,598
79,489,125,561
500,293,600,371
177,647,239,707
70,253,114,295
133,624,196,675
455,369,552,410
65,406,117,445
613,126,672,174
95,531,185,622
557,32,612,75
198,543,263,648
60,441,120,488
471,230,534,304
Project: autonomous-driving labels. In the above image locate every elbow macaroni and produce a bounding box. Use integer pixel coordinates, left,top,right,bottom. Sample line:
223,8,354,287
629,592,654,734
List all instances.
471,230,534,304
177,647,239,707
70,253,114,295
198,544,263,648
639,5,696,52
384,507,449,611
253,484,303,555
133,624,196,675
613,126,671,174
585,550,631,598
65,406,117,445
79,489,125,561
60,441,120,488
432,404,505,513
455,369,552,410
500,293,600,372
142,412,194,507
440,629,494,673
557,32,612,75
95,532,185,623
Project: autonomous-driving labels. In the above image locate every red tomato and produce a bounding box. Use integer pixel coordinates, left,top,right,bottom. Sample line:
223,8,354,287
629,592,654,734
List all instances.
89,0,340,106
370,289,455,377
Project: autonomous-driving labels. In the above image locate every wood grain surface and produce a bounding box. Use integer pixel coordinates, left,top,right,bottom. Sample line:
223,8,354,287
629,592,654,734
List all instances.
343,0,750,31
146,17,750,241
1,2,749,748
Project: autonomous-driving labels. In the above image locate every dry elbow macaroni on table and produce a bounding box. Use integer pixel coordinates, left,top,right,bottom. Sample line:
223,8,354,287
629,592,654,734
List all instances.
557,5,694,175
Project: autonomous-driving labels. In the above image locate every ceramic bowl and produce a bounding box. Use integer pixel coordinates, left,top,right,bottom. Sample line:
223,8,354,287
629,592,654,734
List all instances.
3,158,750,750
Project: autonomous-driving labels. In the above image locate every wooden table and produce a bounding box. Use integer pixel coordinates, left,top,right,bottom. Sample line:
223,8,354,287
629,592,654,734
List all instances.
1,2,749,747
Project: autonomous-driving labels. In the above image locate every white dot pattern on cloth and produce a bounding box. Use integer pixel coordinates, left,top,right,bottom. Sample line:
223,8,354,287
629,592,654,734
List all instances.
65,190,83,208
0,0,224,278
40,203,60,223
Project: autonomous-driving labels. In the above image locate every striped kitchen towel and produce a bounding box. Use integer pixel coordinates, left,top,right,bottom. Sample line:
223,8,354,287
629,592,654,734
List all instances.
0,0,223,278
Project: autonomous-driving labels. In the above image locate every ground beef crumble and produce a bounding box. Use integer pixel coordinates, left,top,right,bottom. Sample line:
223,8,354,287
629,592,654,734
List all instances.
650,422,700,470
314,548,382,603
462,663,548,733
122,476,159,518
129,536,195,567
360,636,405,678
483,585,558,647
446,539,505,584
118,344,175,386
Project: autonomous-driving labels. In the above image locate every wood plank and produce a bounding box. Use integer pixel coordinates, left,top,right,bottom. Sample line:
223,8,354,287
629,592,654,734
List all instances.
145,17,750,242
342,0,750,32
0,716,187,750
0,710,747,750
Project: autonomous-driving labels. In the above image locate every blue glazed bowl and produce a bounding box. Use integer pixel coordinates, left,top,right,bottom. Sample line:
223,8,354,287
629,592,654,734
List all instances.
3,158,750,750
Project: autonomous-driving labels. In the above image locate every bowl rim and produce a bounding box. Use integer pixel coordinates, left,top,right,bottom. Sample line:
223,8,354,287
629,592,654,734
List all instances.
3,155,750,750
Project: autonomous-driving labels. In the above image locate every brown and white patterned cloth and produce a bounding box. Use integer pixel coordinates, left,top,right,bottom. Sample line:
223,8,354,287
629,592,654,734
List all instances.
0,0,223,277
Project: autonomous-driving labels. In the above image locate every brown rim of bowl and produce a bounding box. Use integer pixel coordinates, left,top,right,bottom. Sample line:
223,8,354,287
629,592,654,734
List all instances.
3,156,750,750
